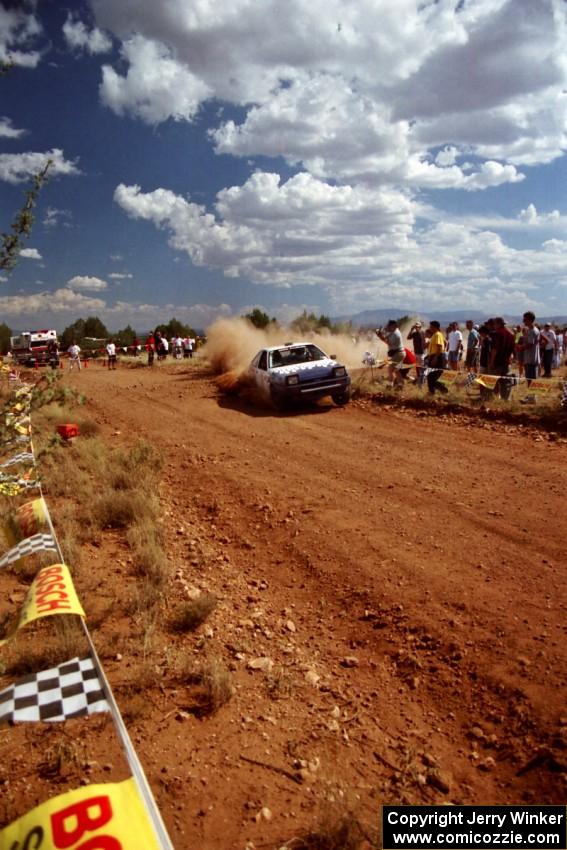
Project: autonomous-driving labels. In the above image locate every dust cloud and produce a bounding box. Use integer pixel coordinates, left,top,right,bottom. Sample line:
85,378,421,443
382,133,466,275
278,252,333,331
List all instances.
203,317,397,380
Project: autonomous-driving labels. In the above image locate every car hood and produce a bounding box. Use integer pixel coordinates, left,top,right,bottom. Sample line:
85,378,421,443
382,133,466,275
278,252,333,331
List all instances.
269,358,340,382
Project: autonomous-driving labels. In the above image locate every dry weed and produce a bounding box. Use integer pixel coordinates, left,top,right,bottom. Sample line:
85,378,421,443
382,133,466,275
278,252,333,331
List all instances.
170,592,217,633
183,655,233,716
266,664,293,700
282,796,379,850
92,490,148,529
39,738,85,778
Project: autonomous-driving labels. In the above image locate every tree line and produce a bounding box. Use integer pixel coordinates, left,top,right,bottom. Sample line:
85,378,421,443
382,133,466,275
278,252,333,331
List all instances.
243,307,354,335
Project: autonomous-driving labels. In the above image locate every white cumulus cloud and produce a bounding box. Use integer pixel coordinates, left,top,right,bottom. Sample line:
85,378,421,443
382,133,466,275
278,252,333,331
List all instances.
0,149,80,184
63,15,112,54
108,272,133,280
19,248,42,260
67,275,108,291
100,35,210,123
0,5,42,68
0,117,25,139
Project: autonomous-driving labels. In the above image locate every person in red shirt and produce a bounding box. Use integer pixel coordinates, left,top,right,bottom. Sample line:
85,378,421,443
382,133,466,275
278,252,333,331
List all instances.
489,317,515,399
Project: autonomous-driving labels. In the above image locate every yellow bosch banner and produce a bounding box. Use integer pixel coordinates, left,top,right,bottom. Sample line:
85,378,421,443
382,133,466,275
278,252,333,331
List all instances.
0,778,161,850
0,497,48,550
529,379,561,395
475,374,500,389
437,371,459,385
0,564,84,646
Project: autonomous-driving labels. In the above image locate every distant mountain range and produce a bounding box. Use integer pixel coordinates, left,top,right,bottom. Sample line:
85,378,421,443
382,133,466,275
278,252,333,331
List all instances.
332,308,567,327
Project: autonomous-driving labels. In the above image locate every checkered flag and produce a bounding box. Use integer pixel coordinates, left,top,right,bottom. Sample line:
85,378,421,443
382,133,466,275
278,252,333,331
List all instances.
463,372,478,389
0,452,35,469
0,656,109,722
0,533,57,569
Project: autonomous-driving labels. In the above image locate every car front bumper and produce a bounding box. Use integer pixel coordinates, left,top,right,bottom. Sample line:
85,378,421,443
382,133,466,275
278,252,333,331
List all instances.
272,375,351,400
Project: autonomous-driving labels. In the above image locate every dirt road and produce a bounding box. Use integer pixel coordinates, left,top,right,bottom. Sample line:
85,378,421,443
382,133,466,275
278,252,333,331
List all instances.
66,362,567,845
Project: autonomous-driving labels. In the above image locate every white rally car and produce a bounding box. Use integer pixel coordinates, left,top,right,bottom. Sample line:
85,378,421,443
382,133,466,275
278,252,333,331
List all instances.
247,342,351,410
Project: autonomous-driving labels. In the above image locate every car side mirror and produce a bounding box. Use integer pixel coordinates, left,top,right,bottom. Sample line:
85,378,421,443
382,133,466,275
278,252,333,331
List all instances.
330,354,337,360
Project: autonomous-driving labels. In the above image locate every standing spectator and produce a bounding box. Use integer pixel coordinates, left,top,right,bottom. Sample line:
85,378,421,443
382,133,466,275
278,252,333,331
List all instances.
489,317,515,399
146,334,155,366
514,325,525,378
540,322,557,377
376,320,405,388
106,339,117,370
447,322,463,371
426,320,447,394
520,311,540,385
555,327,564,369
407,322,426,379
47,339,60,369
464,320,480,373
68,341,81,371
479,325,492,374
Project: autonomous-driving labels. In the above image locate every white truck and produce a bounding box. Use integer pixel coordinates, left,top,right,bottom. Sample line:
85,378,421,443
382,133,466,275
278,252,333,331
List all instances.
10,329,59,367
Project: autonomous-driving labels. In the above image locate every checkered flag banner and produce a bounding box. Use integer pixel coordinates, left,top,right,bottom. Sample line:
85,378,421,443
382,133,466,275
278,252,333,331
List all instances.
0,452,35,469
0,656,109,722
0,472,39,490
0,533,57,569
464,372,478,389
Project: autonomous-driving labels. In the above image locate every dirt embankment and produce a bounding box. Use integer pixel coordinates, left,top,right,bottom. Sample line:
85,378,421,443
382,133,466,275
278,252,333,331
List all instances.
2,361,566,849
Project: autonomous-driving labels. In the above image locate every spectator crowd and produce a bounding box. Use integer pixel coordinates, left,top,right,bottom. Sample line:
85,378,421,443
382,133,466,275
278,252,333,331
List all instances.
376,312,565,397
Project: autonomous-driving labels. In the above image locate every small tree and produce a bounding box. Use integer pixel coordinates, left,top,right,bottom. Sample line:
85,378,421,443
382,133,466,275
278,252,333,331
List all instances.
1,160,51,274
83,316,109,339
243,308,276,330
155,318,196,338
115,324,136,347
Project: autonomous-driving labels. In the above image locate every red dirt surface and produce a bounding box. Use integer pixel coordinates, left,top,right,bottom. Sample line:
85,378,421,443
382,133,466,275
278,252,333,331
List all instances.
2,361,566,848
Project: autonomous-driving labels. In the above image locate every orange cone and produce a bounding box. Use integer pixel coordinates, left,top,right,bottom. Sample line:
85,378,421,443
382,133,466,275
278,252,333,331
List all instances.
84,359,88,369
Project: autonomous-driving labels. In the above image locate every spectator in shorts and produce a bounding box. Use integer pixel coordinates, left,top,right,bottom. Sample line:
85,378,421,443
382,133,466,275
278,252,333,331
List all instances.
540,322,557,378
106,339,117,370
407,322,426,378
465,320,480,373
519,311,540,385
447,322,463,371
426,321,447,394
489,317,515,399
376,320,405,387
68,341,81,371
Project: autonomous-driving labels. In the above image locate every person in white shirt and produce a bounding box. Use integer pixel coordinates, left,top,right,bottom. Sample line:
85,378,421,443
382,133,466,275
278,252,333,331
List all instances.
540,323,557,378
68,342,81,371
106,340,117,370
447,322,463,371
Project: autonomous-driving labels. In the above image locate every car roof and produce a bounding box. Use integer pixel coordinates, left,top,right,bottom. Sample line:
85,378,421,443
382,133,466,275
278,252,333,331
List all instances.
263,342,316,352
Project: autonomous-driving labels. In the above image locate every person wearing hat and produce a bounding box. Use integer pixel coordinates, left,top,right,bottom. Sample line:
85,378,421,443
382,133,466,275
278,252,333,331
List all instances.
407,321,426,379
540,322,558,378
465,319,480,373
376,320,405,387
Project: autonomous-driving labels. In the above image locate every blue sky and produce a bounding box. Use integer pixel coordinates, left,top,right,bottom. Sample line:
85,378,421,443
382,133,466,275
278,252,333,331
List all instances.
2,0,567,332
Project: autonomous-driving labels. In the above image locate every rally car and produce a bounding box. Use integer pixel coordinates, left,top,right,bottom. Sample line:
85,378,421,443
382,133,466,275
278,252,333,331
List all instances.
247,342,351,410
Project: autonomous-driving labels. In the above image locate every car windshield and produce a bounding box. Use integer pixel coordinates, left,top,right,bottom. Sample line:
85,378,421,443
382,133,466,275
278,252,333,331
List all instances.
269,345,326,368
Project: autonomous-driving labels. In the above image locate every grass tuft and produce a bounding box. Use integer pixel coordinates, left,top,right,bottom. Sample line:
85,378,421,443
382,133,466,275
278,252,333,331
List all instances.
170,593,217,633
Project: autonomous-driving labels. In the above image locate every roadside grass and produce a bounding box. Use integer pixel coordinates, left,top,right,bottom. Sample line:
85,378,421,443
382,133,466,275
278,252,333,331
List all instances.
170,592,217,633
281,802,379,850
174,653,234,716
351,366,566,429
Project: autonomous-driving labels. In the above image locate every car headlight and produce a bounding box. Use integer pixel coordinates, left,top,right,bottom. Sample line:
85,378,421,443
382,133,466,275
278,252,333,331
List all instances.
286,374,299,386
333,366,346,377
